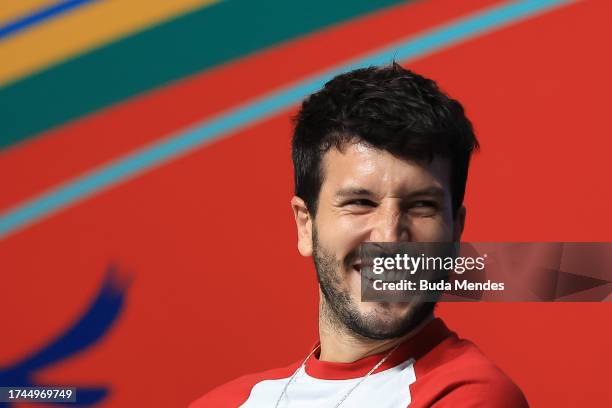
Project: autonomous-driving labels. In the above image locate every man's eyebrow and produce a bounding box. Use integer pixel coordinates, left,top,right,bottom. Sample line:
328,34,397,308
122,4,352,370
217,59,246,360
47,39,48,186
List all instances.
334,188,375,198
406,186,445,198
334,186,445,199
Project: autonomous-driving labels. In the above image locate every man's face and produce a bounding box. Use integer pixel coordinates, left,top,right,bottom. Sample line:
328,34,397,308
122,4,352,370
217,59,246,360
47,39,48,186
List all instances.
292,142,465,339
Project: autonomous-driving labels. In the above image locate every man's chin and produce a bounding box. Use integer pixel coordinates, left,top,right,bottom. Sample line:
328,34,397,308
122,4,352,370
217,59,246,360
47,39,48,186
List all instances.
347,301,433,340
359,301,409,320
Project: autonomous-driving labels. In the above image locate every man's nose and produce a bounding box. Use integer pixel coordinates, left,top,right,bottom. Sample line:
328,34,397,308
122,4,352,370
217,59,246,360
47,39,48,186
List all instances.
368,207,411,242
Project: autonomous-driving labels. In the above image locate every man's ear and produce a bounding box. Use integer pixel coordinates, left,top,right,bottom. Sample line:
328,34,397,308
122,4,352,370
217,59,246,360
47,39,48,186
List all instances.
453,205,466,241
291,196,313,257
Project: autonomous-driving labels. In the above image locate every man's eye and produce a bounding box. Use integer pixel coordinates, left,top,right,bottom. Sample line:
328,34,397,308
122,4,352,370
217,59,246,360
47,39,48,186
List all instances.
412,200,437,208
345,199,376,207
409,200,439,215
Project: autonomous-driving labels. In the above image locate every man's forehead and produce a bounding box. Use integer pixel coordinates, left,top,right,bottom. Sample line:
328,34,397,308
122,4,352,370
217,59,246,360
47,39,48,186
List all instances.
320,142,451,192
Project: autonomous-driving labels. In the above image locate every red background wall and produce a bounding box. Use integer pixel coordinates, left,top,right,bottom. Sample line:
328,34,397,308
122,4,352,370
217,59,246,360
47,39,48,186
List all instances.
1,1,611,407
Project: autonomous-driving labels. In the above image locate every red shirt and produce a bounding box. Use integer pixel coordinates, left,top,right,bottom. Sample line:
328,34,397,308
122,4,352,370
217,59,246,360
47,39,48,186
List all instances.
190,318,528,407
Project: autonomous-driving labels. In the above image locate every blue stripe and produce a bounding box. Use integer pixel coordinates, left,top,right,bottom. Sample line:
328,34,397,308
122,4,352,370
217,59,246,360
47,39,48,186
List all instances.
0,0,100,40
0,0,574,239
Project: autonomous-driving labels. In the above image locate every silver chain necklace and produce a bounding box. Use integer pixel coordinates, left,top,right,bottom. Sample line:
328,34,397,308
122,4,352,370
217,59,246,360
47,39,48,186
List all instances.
274,343,400,408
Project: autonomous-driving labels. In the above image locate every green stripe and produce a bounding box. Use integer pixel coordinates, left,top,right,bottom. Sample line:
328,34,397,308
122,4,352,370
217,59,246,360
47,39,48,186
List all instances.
0,0,406,149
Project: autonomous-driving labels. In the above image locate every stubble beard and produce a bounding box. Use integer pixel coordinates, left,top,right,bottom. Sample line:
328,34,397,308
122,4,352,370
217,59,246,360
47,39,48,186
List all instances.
312,227,435,340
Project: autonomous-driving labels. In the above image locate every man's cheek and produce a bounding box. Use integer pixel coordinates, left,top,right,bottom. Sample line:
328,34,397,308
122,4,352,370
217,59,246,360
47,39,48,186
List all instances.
335,219,371,252
320,230,359,260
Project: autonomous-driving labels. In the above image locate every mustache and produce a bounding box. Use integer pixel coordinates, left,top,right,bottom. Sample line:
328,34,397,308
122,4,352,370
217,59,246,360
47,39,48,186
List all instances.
352,242,454,282
343,244,411,271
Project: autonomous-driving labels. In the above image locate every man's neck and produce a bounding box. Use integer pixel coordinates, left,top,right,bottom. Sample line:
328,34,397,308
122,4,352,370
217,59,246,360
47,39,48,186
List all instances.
318,301,433,363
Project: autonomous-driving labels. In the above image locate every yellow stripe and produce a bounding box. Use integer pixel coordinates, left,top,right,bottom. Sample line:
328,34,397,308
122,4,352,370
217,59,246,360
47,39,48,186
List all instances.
0,0,219,86
0,0,58,25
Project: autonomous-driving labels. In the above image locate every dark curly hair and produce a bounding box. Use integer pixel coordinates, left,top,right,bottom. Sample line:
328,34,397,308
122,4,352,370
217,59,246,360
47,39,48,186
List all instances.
292,62,479,216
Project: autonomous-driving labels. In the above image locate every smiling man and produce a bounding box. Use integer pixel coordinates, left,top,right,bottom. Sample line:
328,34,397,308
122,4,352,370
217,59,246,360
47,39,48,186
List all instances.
190,63,528,407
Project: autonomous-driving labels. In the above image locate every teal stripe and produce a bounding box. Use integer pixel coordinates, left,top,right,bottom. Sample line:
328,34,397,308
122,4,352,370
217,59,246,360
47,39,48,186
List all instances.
0,0,575,239
0,0,406,149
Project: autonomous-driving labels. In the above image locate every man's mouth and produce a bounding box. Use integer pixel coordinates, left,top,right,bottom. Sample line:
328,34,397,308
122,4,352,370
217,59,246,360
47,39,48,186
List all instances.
353,261,380,285
351,261,380,284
